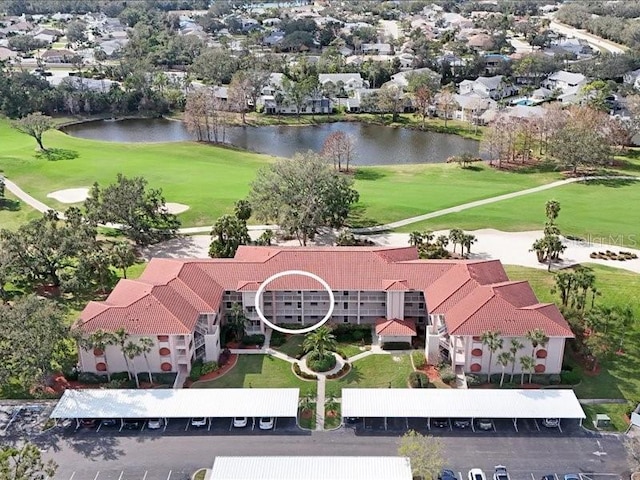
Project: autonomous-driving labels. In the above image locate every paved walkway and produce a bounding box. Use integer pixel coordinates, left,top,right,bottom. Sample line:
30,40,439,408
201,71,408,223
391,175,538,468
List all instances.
5,175,637,235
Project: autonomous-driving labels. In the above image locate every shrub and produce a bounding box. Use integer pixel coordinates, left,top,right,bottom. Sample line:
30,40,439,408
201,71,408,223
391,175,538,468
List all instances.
63,368,79,382
411,351,426,369
241,334,265,346
201,361,219,375
326,363,350,379
218,348,231,366
560,369,582,385
409,371,429,388
270,331,287,347
332,325,371,343
306,353,337,372
465,373,485,386
78,372,108,384
382,342,412,351
293,362,318,380
151,372,177,385
189,359,203,381
111,371,130,382
439,366,456,385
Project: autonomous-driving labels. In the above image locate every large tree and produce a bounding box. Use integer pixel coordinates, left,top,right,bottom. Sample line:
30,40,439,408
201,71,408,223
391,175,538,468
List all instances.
0,208,101,294
0,295,67,394
0,442,57,480
209,214,250,258
249,152,359,246
84,174,180,246
12,113,54,151
397,430,445,480
480,330,502,378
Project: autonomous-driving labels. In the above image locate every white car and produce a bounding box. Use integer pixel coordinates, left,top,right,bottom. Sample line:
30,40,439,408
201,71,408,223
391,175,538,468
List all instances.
191,417,207,428
468,469,487,480
147,418,164,430
259,417,274,430
233,417,248,428
542,418,560,428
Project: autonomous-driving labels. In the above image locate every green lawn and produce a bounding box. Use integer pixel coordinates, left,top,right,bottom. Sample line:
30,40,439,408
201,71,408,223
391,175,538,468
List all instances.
272,335,305,358
336,343,365,359
398,178,640,246
581,403,632,432
299,405,316,430
325,354,413,397
0,119,562,229
191,354,317,396
0,191,41,231
505,264,640,401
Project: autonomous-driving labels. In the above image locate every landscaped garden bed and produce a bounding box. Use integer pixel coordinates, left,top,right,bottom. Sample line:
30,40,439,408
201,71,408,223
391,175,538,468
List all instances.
298,404,316,430
590,250,638,261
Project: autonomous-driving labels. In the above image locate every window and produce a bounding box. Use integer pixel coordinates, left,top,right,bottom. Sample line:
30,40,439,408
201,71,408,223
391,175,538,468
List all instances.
297,302,302,309
419,302,425,309
343,316,349,323
226,302,232,309
264,301,272,306
285,302,292,306
285,315,293,320
343,302,348,309
297,316,302,323
310,302,318,306
381,302,385,307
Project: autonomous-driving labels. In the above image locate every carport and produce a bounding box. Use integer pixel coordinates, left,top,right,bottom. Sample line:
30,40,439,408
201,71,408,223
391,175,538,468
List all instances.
210,456,413,480
341,389,585,431
49,388,299,431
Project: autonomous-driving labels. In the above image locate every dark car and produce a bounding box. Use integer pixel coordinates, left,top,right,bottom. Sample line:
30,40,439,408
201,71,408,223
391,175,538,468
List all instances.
345,417,361,425
122,419,141,430
101,419,118,427
431,418,449,428
79,418,97,428
541,475,557,480
439,469,459,480
476,418,493,431
453,418,471,429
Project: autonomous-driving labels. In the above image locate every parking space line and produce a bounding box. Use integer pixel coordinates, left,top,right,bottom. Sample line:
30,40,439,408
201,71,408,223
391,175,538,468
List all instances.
68,473,76,480
117,471,124,480
93,472,100,480
142,471,148,480
166,470,172,480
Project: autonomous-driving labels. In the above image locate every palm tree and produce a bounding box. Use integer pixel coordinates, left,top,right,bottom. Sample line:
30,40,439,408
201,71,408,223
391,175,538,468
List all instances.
299,391,315,413
519,355,535,384
525,329,549,363
508,338,524,382
449,228,463,253
496,351,512,387
325,394,339,417
303,326,337,360
461,233,477,257
480,330,503,380
87,329,117,381
113,328,131,380
139,337,155,383
123,341,142,388
408,231,423,247
227,303,248,341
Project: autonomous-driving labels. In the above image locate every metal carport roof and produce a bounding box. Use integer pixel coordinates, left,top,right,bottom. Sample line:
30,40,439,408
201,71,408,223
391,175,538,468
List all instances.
210,456,413,480
50,388,299,419
342,388,585,419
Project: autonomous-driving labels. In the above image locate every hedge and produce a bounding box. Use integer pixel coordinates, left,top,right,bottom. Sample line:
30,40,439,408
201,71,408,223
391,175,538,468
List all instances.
78,372,108,384
332,325,372,343
270,331,287,347
326,363,351,379
201,361,219,375
560,370,582,385
307,353,337,372
241,334,265,346
189,359,203,381
293,362,318,380
409,371,429,388
382,342,412,351
411,351,426,369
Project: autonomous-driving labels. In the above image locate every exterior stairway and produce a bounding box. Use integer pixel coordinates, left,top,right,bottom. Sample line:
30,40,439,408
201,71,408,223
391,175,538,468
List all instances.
455,365,468,389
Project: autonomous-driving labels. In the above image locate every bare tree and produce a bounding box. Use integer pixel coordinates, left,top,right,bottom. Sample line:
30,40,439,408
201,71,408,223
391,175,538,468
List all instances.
435,90,458,127
321,131,357,172
228,73,250,124
184,88,230,143
377,84,404,122
413,86,434,129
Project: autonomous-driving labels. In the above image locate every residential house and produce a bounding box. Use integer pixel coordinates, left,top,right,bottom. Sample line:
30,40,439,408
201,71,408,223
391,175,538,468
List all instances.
76,246,573,377
61,76,118,93
543,70,587,104
361,43,393,55
259,73,330,115
318,73,368,94
0,46,17,61
387,67,441,90
459,75,516,100
40,49,79,63
452,93,497,123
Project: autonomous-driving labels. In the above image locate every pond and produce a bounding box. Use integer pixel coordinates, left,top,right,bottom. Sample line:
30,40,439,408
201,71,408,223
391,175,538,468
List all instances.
62,118,482,166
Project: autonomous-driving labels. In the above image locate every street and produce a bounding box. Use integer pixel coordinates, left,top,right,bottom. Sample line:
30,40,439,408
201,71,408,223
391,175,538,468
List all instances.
33,427,629,480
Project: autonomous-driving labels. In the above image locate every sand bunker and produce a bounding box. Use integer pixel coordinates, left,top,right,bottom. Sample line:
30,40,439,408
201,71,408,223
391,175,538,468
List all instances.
164,202,190,214
46,188,89,204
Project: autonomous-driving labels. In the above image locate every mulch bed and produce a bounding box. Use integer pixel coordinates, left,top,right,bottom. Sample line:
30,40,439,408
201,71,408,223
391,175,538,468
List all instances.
300,409,314,420
419,365,443,383
184,354,239,387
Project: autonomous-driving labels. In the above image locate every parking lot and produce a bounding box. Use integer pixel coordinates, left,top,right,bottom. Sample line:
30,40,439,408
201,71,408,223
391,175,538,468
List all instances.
0,402,55,437
348,417,583,436
60,416,303,437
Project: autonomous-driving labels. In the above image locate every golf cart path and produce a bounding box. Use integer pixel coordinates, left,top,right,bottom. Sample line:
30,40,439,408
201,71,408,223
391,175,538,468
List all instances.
3,175,637,234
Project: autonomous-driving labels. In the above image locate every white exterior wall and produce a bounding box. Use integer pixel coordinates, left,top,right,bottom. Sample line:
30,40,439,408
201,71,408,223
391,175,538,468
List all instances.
464,335,566,375
79,334,194,375
204,326,221,363
386,291,405,319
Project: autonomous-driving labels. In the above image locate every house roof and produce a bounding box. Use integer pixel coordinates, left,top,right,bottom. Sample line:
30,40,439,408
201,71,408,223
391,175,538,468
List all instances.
475,75,504,90
77,247,572,338
375,318,417,336
548,70,586,86
318,73,363,85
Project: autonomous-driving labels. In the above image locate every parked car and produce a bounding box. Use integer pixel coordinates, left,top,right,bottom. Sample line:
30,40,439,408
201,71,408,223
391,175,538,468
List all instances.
564,475,580,480
431,418,449,428
542,418,560,428
439,469,458,480
476,419,493,431
259,417,274,430
233,417,248,428
191,417,207,428
147,418,164,430
468,468,487,480
79,418,96,428
100,419,118,427
493,465,510,480
345,417,360,425
454,418,471,429
122,419,141,430
541,475,557,480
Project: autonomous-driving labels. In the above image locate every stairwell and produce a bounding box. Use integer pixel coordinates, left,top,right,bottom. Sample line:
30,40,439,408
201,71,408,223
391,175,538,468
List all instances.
454,365,468,389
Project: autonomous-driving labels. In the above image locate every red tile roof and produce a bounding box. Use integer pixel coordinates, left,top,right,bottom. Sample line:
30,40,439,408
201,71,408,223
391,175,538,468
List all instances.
376,318,417,336
76,246,572,338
